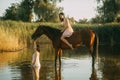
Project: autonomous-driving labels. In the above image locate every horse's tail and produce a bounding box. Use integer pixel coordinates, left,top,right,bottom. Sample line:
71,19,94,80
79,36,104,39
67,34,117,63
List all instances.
93,32,99,60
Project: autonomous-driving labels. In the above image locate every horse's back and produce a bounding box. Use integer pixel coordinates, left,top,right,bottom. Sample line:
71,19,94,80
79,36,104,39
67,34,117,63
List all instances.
67,29,94,40
61,29,96,49
80,29,94,39
66,29,95,44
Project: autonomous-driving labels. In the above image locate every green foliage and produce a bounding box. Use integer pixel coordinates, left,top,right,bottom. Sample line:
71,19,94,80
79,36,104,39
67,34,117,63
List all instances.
3,0,34,22
97,23,120,45
1,20,120,51
34,0,62,22
0,20,38,51
18,0,34,22
73,23,120,46
90,15,102,23
79,18,88,24
96,0,120,23
3,3,19,20
3,0,62,22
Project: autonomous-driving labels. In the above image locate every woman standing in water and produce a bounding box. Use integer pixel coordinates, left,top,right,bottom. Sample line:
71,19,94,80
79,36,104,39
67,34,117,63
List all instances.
59,12,74,50
32,43,40,80
32,44,40,67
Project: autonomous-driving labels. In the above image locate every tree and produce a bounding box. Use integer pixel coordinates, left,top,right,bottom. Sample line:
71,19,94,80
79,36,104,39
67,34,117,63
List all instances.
96,0,120,23
79,18,88,24
3,0,34,22
3,0,62,22
90,15,102,23
115,0,120,22
34,0,63,22
18,0,34,22
3,3,19,20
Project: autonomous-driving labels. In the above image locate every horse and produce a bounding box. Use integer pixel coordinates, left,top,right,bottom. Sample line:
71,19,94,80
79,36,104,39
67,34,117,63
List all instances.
31,25,99,67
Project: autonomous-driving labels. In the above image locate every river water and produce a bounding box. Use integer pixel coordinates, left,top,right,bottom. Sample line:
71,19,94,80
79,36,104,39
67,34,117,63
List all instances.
0,44,120,80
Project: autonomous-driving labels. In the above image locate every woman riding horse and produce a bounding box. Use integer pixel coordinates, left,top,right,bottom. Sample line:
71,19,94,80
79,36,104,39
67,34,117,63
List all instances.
59,12,74,50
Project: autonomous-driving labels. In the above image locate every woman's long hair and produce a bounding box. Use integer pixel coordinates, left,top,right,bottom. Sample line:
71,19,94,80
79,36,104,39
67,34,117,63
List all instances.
36,44,40,52
59,12,65,22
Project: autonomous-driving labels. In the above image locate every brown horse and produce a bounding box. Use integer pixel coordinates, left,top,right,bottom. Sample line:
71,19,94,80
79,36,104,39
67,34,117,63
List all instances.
31,25,99,67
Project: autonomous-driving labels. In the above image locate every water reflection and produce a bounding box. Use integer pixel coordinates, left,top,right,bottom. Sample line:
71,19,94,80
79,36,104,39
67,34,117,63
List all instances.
61,58,93,80
89,66,98,80
98,57,120,80
51,58,99,80
55,66,61,80
0,45,120,80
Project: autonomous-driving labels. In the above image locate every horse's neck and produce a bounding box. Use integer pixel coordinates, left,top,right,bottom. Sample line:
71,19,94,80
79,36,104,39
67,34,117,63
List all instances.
43,27,61,45
44,30,55,41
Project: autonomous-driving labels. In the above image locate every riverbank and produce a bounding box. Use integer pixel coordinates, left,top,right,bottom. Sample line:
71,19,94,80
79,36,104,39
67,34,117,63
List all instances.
0,20,120,52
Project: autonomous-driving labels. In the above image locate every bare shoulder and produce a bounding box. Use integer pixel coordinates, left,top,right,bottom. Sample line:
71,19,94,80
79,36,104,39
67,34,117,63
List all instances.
36,51,40,54
34,51,39,54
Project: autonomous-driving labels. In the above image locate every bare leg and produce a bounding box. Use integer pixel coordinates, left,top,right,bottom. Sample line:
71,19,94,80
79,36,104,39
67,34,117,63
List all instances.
61,35,73,50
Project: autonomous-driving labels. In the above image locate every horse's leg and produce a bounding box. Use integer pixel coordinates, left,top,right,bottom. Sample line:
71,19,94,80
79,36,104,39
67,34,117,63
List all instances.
88,47,95,68
86,44,95,68
58,49,62,67
55,60,61,80
55,49,58,68
90,46,96,68
89,46,95,68
92,54,95,68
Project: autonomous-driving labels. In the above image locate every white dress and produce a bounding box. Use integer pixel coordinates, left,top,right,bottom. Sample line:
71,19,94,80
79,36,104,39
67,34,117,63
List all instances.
62,18,74,37
32,51,40,67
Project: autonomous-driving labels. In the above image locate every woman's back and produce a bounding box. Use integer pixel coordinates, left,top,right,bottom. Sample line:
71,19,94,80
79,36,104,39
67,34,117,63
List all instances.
32,51,40,67
62,18,73,37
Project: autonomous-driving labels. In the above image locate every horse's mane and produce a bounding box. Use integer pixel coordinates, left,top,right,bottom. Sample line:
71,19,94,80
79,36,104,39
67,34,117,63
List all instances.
41,25,61,39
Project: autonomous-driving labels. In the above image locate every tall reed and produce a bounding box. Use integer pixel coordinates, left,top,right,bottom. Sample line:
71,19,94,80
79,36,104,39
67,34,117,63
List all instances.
0,20,120,52
0,20,37,51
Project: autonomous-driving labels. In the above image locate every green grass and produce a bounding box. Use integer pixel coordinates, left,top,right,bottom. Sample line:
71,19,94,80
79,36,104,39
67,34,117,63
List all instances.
0,20,37,51
0,20,120,51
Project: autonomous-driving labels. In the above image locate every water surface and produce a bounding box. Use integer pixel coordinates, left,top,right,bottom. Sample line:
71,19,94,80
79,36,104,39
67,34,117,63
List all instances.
0,44,120,80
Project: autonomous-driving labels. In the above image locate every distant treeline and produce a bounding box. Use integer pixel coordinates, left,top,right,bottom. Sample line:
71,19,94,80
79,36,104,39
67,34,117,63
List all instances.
0,20,120,52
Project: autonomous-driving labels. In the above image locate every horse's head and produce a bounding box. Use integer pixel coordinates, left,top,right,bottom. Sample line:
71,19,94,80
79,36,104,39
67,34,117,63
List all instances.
31,26,44,41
